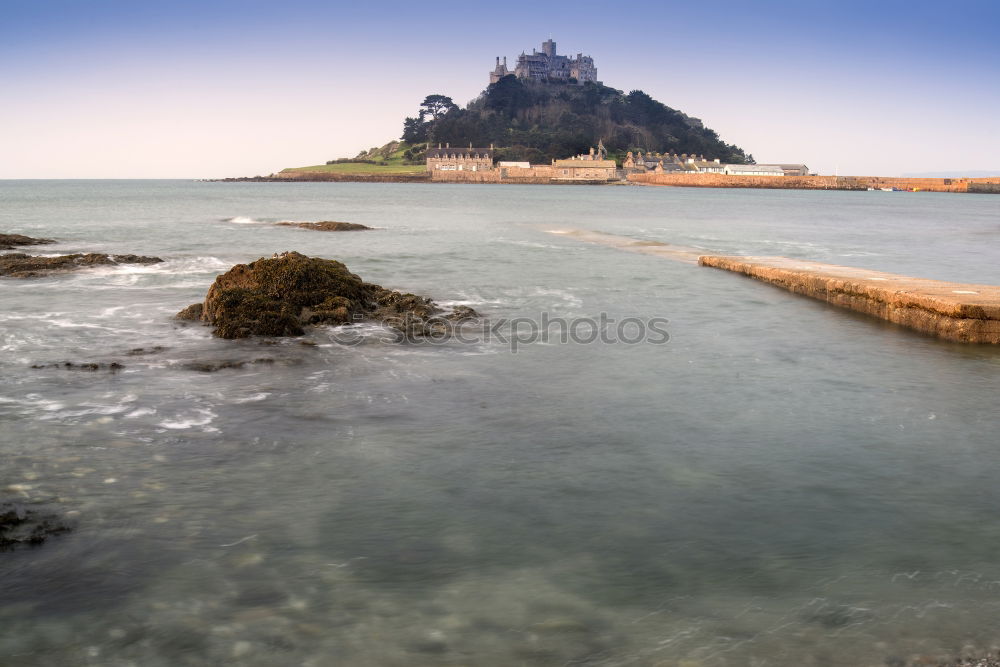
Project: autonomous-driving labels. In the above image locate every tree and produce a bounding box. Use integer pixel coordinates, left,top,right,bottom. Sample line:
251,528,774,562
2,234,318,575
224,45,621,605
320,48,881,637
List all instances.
418,94,458,122
401,116,427,143
484,75,533,117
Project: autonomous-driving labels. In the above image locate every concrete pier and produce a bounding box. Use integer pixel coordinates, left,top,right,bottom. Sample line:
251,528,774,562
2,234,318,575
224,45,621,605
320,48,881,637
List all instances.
546,229,1000,343
698,255,1000,343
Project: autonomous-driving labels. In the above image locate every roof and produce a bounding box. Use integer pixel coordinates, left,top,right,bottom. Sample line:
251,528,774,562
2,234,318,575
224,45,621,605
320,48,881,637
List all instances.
726,164,784,173
552,159,617,168
426,148,493,159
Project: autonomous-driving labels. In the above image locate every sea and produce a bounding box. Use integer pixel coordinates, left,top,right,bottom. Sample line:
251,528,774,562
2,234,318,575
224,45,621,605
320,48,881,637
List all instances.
2,180,999,667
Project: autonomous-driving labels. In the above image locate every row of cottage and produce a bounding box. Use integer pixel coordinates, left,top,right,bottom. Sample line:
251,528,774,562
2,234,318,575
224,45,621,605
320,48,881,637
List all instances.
425,144,809,182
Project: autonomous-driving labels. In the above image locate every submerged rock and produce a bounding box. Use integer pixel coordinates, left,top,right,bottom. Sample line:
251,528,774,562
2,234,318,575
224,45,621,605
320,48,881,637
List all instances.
177,251,477,339
30,361,125,371
275,221,371,231
183,358,276,373
0,253,163,278
0,233,56,250
0,500,73,550
125,346,168,356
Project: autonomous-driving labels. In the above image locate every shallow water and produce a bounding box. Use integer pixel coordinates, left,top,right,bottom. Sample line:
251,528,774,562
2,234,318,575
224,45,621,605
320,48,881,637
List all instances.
2,180,1000,666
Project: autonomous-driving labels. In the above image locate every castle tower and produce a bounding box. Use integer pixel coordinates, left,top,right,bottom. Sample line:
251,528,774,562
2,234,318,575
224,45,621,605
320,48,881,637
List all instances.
542,39,556,57
489,56,510,84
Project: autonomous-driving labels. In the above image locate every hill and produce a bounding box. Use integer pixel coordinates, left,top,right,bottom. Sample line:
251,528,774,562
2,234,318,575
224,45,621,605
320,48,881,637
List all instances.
402,76,752,165
282,76,752,174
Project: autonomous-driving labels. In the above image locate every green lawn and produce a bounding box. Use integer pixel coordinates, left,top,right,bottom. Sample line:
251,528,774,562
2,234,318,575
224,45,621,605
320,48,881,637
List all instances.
280,162,425,175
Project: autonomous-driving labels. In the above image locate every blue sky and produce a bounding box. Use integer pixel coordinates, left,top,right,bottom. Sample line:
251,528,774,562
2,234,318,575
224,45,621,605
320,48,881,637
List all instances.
2,0,998,177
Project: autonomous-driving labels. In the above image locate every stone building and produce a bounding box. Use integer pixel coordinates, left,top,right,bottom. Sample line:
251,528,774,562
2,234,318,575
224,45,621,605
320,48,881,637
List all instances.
771,164,811,176
489,39,597,85
425,145,495,173
550,144,617,180
623,152,724,174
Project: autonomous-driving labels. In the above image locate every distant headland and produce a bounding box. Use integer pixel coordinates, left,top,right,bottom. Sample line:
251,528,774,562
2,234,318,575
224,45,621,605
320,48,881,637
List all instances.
226,38,1000,193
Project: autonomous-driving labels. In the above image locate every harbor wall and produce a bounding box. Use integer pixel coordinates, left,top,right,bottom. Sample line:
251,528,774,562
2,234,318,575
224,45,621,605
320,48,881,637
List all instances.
698,255,1000,344
430,165,618,184
629,173,1000,192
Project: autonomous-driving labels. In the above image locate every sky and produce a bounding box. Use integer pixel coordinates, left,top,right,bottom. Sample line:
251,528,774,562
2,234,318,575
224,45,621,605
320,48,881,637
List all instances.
2,0,999,178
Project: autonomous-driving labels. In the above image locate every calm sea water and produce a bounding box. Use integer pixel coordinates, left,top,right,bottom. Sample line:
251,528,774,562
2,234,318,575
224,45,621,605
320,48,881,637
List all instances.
2,180,999,666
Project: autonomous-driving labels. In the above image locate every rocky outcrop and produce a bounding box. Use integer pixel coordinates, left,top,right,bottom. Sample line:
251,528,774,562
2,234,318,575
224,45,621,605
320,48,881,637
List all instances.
0,233,56,250
0,253,163,278
177,251,477,339
275,221,372,231
0,501,73,550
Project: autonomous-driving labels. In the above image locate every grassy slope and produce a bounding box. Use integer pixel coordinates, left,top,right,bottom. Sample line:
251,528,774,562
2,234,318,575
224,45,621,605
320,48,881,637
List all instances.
281,141,425,175
281,162,425,174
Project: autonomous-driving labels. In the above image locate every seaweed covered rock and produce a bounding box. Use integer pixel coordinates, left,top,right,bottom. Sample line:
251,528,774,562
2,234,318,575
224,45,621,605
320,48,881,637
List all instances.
0,253,163,278
179,251,477,339
0,233,56,250
275,221,371,232
0,501,73,550
175,303,203,321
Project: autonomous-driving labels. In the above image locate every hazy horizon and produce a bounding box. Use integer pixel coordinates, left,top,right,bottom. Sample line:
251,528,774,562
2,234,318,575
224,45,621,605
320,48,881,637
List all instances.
3,0,998,179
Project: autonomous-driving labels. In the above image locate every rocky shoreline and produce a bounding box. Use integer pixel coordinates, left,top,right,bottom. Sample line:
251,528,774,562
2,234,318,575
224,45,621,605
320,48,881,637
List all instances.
212,173,432,183
209,172,1000,193
0,252,163,278
0,233,56,250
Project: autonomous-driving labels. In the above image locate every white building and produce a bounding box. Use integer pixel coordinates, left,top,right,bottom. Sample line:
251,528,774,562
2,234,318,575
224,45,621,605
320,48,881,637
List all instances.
723,164,785,176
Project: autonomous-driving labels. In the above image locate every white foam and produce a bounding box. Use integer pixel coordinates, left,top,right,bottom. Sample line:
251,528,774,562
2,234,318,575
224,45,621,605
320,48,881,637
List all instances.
224,216,267,224
0,395,66,412
40,394,137,420
82,256,230,278
232,392,271,404
158,408,217,430
496,238,561,250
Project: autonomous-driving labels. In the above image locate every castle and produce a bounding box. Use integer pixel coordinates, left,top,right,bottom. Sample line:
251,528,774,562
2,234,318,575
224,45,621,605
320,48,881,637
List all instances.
490,39,597,85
